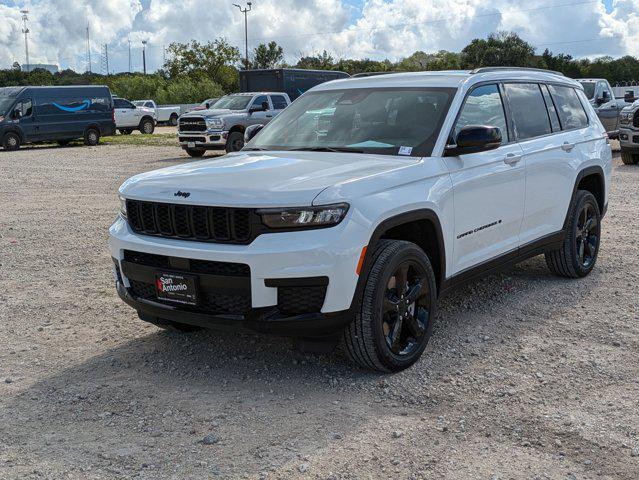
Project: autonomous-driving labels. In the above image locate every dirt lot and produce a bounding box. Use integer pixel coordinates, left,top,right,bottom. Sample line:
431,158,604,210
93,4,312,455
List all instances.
0,143,638,480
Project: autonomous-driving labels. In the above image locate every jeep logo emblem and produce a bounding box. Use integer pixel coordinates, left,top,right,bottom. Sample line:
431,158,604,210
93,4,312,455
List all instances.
174,191,191,198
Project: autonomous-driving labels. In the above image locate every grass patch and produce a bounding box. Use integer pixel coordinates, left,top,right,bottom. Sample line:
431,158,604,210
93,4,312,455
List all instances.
102,133,178,147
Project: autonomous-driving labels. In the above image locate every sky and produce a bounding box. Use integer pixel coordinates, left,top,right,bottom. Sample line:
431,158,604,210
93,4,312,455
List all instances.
1,0,639,74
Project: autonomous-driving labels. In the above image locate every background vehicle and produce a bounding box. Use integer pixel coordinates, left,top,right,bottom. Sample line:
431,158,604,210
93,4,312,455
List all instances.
240,68,349,100
618,100,639,164
177,92,291,156
187,98,220,112
0,85,114,151
111,68,611,372
113,97,156,135
576,78,631,138
133,100,180,126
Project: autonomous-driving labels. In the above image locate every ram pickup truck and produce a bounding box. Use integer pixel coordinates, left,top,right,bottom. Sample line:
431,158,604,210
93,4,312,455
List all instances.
133,100,180,126
177,92,291,156
618,100,639,165
576,78,631,138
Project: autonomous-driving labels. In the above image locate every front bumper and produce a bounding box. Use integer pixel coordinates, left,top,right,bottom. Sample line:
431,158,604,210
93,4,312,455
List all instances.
178,130,227,149
109,215,368,333
619,126,639,151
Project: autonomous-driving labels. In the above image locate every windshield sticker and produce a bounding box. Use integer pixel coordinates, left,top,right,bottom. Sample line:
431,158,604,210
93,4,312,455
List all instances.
347,140,394,148
398,146,413,156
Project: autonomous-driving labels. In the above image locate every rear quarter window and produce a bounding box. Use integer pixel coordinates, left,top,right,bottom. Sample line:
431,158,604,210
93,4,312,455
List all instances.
548,85,589,130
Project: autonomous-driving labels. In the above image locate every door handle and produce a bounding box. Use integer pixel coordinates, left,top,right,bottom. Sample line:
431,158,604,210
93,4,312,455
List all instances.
562,142,575,152
503,153,522,165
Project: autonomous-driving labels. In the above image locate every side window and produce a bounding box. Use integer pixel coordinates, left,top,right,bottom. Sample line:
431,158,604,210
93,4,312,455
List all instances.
548,85,589,130
504,83,552,140
114,99,125,108
145,101,154,108
453,84,509,142
540,84,561,132
270,95,288,110
252,95,269,109
16,99,33,117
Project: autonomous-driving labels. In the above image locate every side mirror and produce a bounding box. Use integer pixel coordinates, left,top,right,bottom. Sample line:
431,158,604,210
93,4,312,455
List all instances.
205,103,210,109
12,109,22,120
261,101,269,111
624,91,635,103
245,124,264,143
445,125,502,156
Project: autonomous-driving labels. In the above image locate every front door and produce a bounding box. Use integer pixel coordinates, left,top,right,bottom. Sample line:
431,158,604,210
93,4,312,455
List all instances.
13,99,37,141
594,80,619,133
444,83,526,275
248,95,271,125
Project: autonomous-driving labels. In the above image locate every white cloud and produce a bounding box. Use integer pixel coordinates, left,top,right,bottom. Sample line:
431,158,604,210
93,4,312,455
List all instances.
1,0,639,72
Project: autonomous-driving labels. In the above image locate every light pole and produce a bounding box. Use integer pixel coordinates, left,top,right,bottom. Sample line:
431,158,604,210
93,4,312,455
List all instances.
142,40,147,74
234,2,252,69
20,10,30,72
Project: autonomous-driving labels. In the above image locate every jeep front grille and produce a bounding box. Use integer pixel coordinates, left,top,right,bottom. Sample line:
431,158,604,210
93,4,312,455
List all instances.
126,200,257,244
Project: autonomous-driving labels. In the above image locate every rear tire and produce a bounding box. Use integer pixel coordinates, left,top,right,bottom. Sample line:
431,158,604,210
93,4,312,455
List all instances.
185,148,206,158
169,113,178,126
225,131,244,153
545,190,601,278
2,132,21,151
84,128,100,146
621,151,639,165
140,118,155,135
343,239,437,372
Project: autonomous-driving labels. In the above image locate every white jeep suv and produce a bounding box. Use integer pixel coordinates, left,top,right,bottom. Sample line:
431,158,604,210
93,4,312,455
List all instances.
109,68,611,372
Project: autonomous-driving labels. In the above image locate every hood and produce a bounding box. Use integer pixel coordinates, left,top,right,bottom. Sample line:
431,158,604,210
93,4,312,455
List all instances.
119,151,417,207
182,108,240,118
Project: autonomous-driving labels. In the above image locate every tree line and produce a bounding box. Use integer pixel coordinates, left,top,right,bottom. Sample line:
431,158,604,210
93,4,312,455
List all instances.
3,32,639,104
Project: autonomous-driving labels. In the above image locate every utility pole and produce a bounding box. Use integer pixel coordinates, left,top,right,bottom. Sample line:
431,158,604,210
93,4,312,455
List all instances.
142,40,147,74
101,44,109,75
85,9,91,73
128,39,132,72
20,10,30,72
233,2,252,69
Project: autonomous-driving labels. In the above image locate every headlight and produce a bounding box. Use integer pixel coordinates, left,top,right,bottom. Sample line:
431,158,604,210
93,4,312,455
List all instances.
205,117,224,129
620,112,632,123
119,196,127,219
258,203,349,229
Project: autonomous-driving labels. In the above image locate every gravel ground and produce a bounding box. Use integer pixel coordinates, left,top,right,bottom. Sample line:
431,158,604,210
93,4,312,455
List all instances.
0,143,637,480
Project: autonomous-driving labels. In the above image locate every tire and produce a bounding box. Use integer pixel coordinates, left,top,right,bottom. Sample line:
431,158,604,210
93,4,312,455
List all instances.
343,239,438,372
119,129,133,135
2,132,21,151
225,131,244,153
169,113,178,126
545,190,601,278
185,148,206,158
621,151,639,165
84,128,100,146
140,118,155,135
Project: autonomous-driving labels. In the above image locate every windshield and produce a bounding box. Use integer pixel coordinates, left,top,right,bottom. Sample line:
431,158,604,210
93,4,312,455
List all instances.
579,81,596,100
210,95,252,110
248,87,455,157
0,96,15,116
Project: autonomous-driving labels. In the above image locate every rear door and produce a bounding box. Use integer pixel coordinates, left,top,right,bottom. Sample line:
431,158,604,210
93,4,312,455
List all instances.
511,83,588,245
444,83,526,274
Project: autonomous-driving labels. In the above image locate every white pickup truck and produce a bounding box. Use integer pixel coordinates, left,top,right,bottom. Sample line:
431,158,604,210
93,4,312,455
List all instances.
133,100,181,126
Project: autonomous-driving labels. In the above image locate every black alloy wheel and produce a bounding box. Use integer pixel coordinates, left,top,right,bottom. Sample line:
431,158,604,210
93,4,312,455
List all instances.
575,201,599,269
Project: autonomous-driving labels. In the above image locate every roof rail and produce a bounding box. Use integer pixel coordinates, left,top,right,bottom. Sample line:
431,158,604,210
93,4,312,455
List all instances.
471,67,564,76
351,71,396,78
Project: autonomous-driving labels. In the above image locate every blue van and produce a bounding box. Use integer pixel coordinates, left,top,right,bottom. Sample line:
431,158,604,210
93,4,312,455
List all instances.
0,85,115,151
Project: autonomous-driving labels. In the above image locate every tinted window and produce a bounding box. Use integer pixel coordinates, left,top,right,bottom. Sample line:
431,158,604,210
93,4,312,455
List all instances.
548,85,589,130
504,83,552,140
114,98,128,108
145,101,154,108
252,95,269,109
250,87,455,157
454,84,508,142
580,81,596,100
540,84,561,132
270,95,288,110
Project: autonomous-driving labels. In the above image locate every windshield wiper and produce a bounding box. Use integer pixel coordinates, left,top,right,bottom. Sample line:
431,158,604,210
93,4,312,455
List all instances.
242,147,269,151
289,146,365,153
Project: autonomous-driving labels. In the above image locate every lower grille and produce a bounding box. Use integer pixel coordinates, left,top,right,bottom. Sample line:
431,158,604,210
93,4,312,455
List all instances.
633,135,639,144
123,250,250,277
179,136,206,143
278,285,327,315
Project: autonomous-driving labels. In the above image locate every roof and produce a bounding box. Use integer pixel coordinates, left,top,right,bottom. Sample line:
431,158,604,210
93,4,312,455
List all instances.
228,92,286,96
312,68,580,92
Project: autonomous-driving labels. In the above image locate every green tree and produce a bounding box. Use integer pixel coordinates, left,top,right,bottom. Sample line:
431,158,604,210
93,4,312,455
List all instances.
461,32,535,68
252,41,284,69
295,50,335,70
